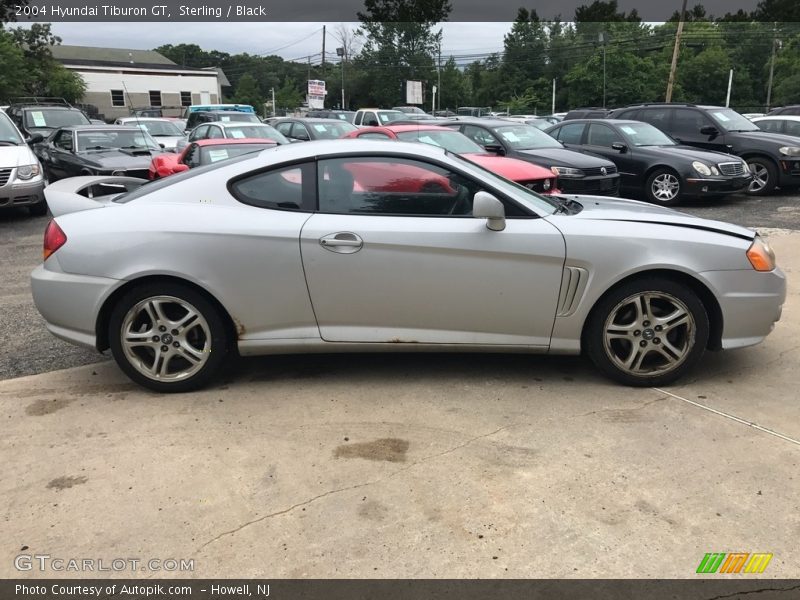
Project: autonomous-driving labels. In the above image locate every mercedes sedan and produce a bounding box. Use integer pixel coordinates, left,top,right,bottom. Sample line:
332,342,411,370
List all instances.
32,140,786,393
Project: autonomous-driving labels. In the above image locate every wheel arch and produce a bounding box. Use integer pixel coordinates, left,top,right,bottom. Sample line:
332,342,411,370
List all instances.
580,268,723,352
95,275,239,352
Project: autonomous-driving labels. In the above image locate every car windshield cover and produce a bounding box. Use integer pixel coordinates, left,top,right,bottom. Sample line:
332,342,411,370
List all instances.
134,120,183,136
77,129,160,151
447,152,560,215
0,114,24,144
200,144,275,164
308,121,357,138
710,109,759,132
25,109,89,129
377,111,405,124
618,122,676,146
396,129,485,154
223,124,289,143
495,125,562,149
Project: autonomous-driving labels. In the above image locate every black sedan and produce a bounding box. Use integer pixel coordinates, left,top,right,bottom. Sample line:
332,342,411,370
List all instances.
440,118,620,195
272,118,356,141
547,119,753,205
34,125,163,182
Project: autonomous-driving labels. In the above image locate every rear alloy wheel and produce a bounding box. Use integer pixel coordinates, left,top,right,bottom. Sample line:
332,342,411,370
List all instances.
645,169,681,205
746,158,777,195
109,283,231,392
586,278,709,386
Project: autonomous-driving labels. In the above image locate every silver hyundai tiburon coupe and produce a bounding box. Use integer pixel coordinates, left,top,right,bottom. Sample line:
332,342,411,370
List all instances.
31,140,786,392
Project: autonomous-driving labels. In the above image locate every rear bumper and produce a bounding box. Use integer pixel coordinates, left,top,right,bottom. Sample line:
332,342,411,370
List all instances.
701,267,786,349
0,179,45,208
31,263,120,350
684,175,753,196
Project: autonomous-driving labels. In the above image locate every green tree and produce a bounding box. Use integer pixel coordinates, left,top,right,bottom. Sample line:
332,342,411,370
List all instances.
356,0,451,106
274,77,303,111
232,73,263,109
0,29,26,101
499,8,548,98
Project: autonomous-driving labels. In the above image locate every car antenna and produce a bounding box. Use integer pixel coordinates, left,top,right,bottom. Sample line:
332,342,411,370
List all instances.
122,81,151,152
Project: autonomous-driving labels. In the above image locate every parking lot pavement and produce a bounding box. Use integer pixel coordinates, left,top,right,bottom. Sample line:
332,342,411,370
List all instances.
1,234,797,579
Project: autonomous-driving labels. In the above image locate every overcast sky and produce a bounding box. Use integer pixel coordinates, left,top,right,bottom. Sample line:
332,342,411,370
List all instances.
48,22,516,61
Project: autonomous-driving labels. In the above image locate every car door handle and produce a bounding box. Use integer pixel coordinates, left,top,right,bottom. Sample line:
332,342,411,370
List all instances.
319,232,363,253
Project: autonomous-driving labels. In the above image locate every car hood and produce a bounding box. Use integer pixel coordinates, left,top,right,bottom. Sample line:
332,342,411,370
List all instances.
730,130,800,146
551,194,755,240
643,145,741,163
0,144,37,168
77,149,159,169
461,153,553,180
149,135,184,149
516,147,614,168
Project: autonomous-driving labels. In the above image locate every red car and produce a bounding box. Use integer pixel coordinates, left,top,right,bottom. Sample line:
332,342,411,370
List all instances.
148,138,279,179
342,124,559,194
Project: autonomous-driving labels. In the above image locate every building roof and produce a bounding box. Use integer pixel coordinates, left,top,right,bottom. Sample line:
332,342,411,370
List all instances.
52,45,176,66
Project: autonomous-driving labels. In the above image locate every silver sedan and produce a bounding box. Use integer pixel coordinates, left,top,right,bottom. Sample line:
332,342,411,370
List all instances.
31,140,786,392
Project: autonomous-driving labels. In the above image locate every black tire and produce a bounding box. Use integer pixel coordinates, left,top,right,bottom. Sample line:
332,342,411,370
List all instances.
28,200,48,216
645,168,682,206
585,277,709,387
745,157,778,195
108,282,231,393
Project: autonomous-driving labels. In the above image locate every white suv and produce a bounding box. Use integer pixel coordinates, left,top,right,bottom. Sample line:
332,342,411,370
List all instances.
0,111,46,216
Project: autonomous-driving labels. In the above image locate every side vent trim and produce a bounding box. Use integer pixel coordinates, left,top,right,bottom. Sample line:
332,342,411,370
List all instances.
556,266,588,317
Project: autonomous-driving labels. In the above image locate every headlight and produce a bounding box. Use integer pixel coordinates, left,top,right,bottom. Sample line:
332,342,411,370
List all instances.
741,162,750,173
747,235,776,272
778,146,800,157
711,166,719,175
16,164,40,180
543,178,551,190
692,161,712,176
550,166,583,178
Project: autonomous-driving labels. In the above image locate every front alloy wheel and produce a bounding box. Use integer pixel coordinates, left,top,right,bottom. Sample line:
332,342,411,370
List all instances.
646,170,681,205
746,158,777,195
109,283,230,392
586,278,709,386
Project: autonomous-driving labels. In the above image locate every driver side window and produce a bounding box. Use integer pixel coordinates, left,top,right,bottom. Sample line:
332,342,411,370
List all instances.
54,131,74,151
189,125,209,141
317,156,487,217
463,125,500,147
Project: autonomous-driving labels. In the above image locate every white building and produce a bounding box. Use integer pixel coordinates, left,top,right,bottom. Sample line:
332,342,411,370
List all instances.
51,45,230,120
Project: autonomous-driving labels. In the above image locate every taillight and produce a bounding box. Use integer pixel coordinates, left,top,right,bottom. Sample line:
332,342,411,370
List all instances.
43,220,67,261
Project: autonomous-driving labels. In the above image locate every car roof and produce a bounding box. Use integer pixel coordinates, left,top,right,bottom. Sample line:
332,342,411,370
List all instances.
243,138,448,163
275,117,352,123
752,115,800,122
213,121,270,128
554,118,639,125
194,138,278,147
118,117,174,122
378,124,448,132
440,118,532,127
63,125,141,131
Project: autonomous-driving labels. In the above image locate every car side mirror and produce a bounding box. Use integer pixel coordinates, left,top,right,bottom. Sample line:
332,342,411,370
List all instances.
611,142,627,153
472,191,506,231
700,125,719,137
159,143,166,149
172,164,190,174
294,132,310,141
484,144,505,156
27,133,44,145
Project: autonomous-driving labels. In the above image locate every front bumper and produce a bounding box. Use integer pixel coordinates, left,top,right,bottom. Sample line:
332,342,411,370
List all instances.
31,262,121,350
558,175,620,196
701,267,786,350
0,178,45,208
684,174,753,196
778,158,800,185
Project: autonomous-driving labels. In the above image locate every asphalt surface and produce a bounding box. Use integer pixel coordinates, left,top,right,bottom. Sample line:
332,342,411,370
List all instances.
1,188,799,381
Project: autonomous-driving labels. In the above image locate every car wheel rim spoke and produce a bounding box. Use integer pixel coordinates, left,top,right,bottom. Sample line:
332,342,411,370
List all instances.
748,164,767,191
121,295,211,382
603,291,696,377
653,174,679,201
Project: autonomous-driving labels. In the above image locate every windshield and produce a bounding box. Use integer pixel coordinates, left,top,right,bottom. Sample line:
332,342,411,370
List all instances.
378,111,405,124
447,152,559,215
222,124,289,144
709,109,759,132
617,122,676,146
396,129,485,154
133,120,183,136
308,121,356,139
25,109,90,129
77,129,160,151
0,114,24,144
200,144,274,165
494,125,562,150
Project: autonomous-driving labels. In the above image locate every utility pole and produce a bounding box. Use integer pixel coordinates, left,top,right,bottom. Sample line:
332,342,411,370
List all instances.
766,23,778,111
337,46,345,109
725,69,733,107
666,0,688,102
271,87,276,117
552,78,556,114
599,32,607,108
437,39,442,114
321,26,326,77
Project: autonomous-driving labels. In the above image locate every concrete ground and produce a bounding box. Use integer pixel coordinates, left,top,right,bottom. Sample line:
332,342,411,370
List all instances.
0,232,798,579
